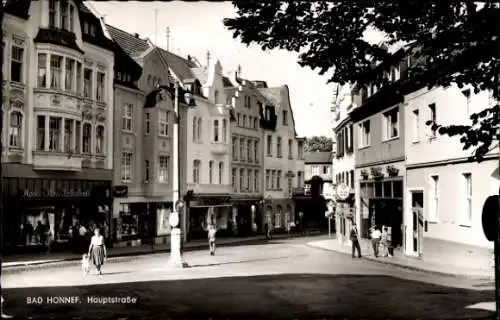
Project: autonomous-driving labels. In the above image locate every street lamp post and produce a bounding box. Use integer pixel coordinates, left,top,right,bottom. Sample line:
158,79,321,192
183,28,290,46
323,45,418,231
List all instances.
167,82,192,269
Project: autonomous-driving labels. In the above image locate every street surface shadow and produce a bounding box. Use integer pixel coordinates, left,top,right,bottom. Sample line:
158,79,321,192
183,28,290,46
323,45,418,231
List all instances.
2,274,495,319
186,254,309,268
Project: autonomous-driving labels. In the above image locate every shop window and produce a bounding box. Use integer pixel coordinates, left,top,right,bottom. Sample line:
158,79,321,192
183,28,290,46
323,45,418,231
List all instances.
374,181,383,197
393,180,403,198
383,181,392,198
118,204,139,239
275,205,282,228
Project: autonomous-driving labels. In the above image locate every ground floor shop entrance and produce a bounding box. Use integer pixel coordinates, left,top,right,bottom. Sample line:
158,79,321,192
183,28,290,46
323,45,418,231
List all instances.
231,198,261,236
188,195,232,240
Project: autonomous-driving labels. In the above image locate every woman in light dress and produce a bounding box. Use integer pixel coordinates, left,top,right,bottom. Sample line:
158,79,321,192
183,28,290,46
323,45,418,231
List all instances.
208,224,217,256
88,227,107,275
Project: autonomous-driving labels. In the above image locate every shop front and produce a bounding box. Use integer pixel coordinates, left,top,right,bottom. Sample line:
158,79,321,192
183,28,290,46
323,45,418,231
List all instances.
188,195,232,240
112,186,174,247
335,193,355,244
359,176,404,248
261,198,295,234
231,197,262,237
2,177,112,255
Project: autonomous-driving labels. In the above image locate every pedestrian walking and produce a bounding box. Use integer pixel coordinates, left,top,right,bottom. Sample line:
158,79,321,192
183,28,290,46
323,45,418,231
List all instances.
350,223,362,258
371,226,382,258
380,226,389,257
87,227,107,275
208,224,217,256
264,223,270,240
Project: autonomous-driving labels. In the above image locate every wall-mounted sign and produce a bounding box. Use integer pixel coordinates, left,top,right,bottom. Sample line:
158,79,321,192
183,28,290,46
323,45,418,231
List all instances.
336,183,350,200
196,196,231,206
113,186,128,198
21,190,90,198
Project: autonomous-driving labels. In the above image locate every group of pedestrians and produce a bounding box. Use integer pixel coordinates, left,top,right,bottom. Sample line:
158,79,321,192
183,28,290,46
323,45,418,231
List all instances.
350,223,393,258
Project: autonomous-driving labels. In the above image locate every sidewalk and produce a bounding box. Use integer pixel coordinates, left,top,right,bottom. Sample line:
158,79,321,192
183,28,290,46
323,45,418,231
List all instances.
307,237,494,280
2,232,316,270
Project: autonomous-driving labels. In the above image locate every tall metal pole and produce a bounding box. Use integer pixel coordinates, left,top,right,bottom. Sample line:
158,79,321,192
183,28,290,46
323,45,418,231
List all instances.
154,9,158,46
166,27,170,52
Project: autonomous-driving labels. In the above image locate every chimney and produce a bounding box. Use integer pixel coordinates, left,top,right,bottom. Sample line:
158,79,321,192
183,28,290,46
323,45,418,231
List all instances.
236,65,242,79
187,54,191,61
134,33,139,38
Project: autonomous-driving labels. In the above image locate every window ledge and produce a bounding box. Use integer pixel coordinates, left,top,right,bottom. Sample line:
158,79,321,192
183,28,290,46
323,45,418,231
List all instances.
412,140,420,145
382,136,399,143
459,223,471,228
427,220,438,224
122,130,134,134
358,145,371,151
10,81,25,88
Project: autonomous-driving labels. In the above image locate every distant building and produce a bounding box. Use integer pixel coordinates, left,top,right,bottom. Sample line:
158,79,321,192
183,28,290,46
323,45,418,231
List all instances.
304,151,334,199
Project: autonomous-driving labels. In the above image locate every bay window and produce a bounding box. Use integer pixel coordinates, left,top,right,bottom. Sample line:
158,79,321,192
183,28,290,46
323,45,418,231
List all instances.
65,59,75,92
75,121,81,153
158,156,169,182
36,116,45,151
37,54,47,87
82,123,92,154
64,119,74,152
9,111,23,148
96,72,105,102
84,68,92,98
213,120,219,142
76,62,82,94
96,125,104,154
159,110,168,136
123,103,133,131
11,46,24,83
50,55,63,89
219,162,224,184
222,119,228,142
121,153,132,182
49,117,61,152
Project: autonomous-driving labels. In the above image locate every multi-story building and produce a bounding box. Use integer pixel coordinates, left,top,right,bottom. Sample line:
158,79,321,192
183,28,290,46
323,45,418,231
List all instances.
404,84,497,260
224,73,264,236
2,0,114,253
161,52,232,240
105,25,178,247
304,151,334,199
332,87,358,243
351,60,406,246
258,84,305,232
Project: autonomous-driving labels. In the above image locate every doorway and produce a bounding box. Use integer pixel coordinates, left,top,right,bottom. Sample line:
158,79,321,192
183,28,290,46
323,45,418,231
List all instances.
410,191,424,256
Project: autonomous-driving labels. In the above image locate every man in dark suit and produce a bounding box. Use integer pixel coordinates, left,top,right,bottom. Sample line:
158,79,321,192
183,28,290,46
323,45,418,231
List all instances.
350,222,362,258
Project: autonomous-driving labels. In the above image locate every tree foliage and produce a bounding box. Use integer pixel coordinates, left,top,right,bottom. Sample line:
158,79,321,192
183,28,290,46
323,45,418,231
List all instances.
224,1,500,162
304,136,334,152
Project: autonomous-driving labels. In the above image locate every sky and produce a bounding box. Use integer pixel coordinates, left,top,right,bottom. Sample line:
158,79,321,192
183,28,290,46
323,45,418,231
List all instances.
88,1,337,138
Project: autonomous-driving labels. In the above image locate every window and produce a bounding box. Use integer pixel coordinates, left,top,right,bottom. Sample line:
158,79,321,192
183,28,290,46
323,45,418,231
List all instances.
145,160,150,183
147,75,152,86
277,170,282,189
359,120,371,148
60,1,68,30
49,117,61,152
428,103,437,136
240,138,245,161
430,175,439,222
158,156,169,182
121,153,132,182
271,170,276,189
297,171,303,187
9,111,22,148
193,160,201,183
65,59,75,92
412,109,420,142
383,108,399,139
243,115,247,128
213,120,219,142
247,139,252,162
90,25,96,37
350,170,354,188
83,22,89,34
232,137,238,160
323,166,329,175
82,123,92,154
11,46,23,83
267,135,272,156
247,169,252,191
219,162,224,184
83,68,92,98
253,118,258,129
76,62,82,94
192,117,198,141
145,113,150,134
232,168,237,190
96,72,105,102
277,137,282,157
209,161,214,184
222,119,228,143
37,116,45,150
275,206,282,228
75,121,81,153
63,119,74,152
297,141,304,159
254,170,259,192
69,5,74,32
159,110,169,136
123,104,133,131
254,141,259,163
214,90,219,104
96,125,104,154
463,173,472,224
49,0,57,28
266,169,270,190
38,54,47,87
237,114,241,126
240,168,245,190
197,118,202,141
288,139,293,159
282,110,288,125
49,55,63,89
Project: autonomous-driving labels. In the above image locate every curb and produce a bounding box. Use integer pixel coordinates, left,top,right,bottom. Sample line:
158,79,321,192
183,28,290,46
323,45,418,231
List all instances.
306,243,494,281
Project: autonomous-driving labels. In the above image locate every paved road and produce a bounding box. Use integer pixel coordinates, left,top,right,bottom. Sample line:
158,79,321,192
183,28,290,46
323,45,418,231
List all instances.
2,237,495,319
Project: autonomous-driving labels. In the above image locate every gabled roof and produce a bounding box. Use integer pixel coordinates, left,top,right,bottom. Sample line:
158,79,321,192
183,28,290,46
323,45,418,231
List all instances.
223,76,234,88
157,48,198,82
105,24,151,57
258,87,282,110
191,67,208,85
304,152,333,164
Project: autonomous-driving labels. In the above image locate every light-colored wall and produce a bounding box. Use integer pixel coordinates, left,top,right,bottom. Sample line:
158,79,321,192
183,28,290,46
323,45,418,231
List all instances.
406,160,498,249
404,85,494,165
333,153,355,189
305,163,332,181
2,1,114,170
354,103,405,168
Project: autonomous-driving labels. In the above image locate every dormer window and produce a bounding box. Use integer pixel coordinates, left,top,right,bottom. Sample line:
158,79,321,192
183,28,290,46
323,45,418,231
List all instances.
60,1,68,30
49,0,57,28
49,0,75,33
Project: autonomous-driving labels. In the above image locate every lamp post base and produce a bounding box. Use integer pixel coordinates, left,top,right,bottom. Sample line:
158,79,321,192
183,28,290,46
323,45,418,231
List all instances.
167,228,187,269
